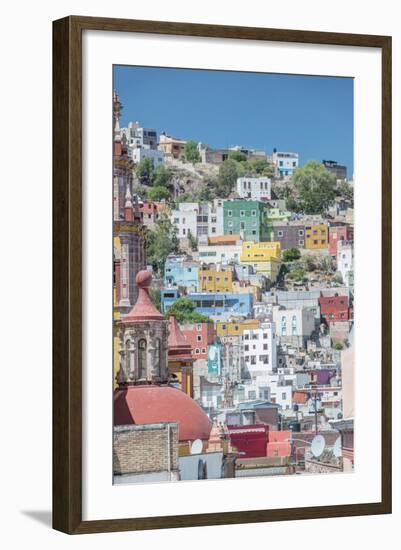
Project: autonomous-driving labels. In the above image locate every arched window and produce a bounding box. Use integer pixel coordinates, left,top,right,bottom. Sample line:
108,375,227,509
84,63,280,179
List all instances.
154,338,161,376
138,338,147,379
125,339,131,375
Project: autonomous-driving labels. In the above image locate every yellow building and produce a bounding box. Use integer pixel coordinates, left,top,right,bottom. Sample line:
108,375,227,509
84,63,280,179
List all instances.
240,241,281,262
231,281,262,302
216,319,260,337
199,267,233,293
240,241,281,282
305,222,328,249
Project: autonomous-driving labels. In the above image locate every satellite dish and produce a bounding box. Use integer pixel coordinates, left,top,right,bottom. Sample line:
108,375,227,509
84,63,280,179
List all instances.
311,435,325,458
190,439,203,455
333,436,342,458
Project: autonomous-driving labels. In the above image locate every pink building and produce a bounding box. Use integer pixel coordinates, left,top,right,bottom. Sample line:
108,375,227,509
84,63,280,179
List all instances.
181,322,216,360
329,225,354,256
266,430,292,458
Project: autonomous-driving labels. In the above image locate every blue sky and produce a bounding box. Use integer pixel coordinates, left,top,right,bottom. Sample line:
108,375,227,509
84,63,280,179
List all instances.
114,66,354,176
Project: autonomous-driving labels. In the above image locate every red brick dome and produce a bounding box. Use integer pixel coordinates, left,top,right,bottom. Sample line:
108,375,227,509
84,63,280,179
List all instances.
114,385,212,441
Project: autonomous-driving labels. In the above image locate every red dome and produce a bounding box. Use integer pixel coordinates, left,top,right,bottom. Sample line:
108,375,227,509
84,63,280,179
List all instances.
114,385,212,441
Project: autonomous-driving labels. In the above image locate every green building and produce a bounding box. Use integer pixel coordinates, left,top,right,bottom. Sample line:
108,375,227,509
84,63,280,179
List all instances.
223,200,269,242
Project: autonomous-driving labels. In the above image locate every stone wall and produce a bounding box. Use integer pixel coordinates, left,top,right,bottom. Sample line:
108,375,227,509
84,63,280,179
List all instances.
113,423,179,475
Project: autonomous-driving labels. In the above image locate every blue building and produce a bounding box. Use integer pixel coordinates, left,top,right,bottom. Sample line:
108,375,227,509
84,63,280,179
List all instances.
187,293,253,319
160,288,180,313
273,151,299,178
164,255,199,290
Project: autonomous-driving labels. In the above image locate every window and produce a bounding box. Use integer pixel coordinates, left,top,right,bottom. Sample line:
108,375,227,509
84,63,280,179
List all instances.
173,217,179,224
197,335,202,342
244,345,249,351
138,338,147,379
248,391,256,400
263,344,268,350
281,392,287,400
251,210,257,216
299,239,304,246
197,324,202,331
250,356,257,365
195,348,200,354
201,348,206,354
228,210,232,217
155,339,161,376
240,210,245,217
278,230,284,237
298,229,304,236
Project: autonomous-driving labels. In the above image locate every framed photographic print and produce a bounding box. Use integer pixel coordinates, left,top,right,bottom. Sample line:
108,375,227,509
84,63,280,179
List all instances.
53,16,392,534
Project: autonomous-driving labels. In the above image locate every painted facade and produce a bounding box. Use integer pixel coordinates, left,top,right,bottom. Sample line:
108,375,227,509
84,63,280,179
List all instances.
223,200,269,242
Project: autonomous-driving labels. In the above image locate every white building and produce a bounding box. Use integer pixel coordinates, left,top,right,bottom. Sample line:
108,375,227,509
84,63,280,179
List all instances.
236,177,272,201
128,146,164,166
120,121,158,149
243,322,277,381
171,203,198,239
208,199,225,236
337,240,353,286
272,151,299,178
265,367,298,410
272,306,316,348
197,242,242,264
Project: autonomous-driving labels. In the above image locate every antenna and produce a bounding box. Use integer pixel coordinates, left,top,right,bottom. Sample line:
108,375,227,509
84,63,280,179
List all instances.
333,436,342,458
310,434,325,458
190,439,203,455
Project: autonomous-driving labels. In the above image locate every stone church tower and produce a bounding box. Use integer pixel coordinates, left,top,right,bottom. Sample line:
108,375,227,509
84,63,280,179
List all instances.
117,270,169,386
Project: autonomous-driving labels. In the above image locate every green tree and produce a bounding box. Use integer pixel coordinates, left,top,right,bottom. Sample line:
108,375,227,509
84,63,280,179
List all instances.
166,297,209,324
147,186,171,201
136,157,154,185
292,160,337,214
152,165,172,188
334,341,344,351
184,140,201,164
149,287,161,311
146,212,179,274
198,185,214,201
336,180,354,204
282,247,301,262
187,229,198,251
217,159,239,197
228,150,247,162
248,159,275,178
287,267,307,281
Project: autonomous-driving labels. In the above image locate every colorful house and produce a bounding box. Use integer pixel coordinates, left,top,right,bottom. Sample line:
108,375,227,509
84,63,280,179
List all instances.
198,266,233,293
181,322,216,360
216,319,260,338
223,200,269,242
319,293,350,324
168,316,195,398
305,222,329,250
329,224,354,256
164,255,199,290
240,241,282,282
266,431,292,458
197,235,242,264
187,292,254,319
